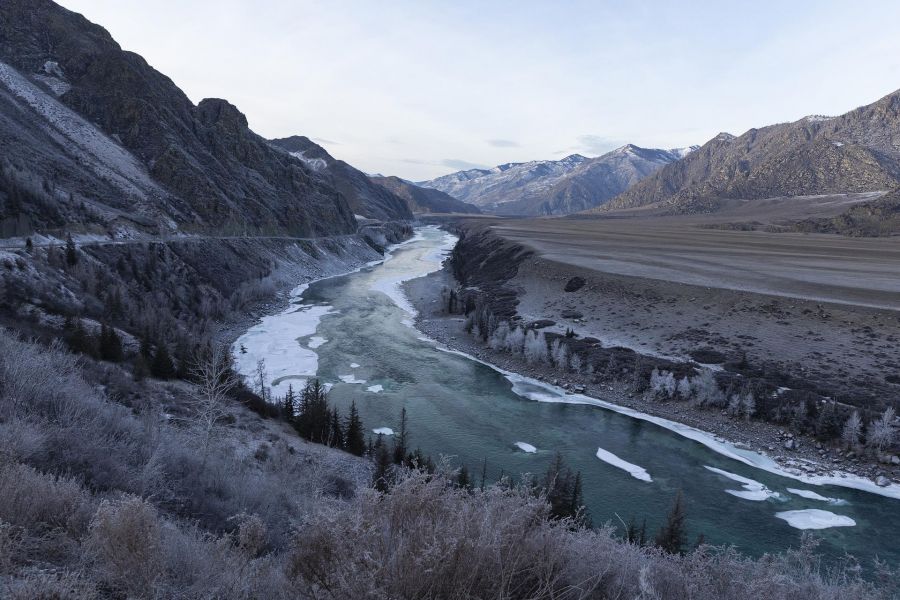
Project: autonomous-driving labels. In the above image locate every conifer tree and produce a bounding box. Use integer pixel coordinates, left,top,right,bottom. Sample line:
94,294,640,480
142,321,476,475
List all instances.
372,435,392,492
65,233,78,267
151,344,176,379
344,400,366,456
456,465,471,489
99,324,123,362
328,408,344,448
655,490,687,554
282,384,296,422
393,407,409,465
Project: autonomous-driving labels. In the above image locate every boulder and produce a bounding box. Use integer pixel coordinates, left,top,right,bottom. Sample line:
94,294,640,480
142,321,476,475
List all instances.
876,475,891,487
564,277,586,292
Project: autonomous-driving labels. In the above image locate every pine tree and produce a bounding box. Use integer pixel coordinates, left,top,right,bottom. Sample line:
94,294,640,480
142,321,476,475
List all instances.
344,400,366,456
456,465,471,489
297,379,330,443
151,344,176,379
25,237,33,252
328,409,344,448
372,435,392,492
282,384,296,422
655,490,687,554
65,233,77,267
393,407,409,465
99,324,123,362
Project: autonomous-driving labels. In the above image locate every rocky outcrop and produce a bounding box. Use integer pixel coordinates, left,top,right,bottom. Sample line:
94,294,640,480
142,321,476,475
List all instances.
270,136,413,222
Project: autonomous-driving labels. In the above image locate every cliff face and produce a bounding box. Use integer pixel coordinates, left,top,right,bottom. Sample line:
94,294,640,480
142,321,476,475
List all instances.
270,136,413,222
0,0,361,237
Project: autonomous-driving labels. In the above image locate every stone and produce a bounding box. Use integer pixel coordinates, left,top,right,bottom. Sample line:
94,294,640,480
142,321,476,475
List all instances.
784,440,794,450
891,455,900,465
876,475,890,487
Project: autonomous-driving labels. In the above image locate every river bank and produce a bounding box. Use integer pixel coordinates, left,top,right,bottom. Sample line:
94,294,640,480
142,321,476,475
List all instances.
404,265,900,496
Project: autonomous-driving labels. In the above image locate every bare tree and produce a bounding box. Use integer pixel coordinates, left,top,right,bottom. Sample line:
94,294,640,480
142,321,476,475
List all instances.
842,411,862,450
867,407,896,452
254,358,270,403
188,346,239,469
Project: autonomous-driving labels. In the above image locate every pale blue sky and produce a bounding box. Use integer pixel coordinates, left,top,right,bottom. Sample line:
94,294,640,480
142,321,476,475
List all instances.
60,0,900,179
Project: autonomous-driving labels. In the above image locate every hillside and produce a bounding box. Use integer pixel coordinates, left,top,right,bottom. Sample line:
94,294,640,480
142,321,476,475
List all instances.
602,90,900,214
0,0,412,239
269,136,413,222
370,175,481,214
420,146,695,215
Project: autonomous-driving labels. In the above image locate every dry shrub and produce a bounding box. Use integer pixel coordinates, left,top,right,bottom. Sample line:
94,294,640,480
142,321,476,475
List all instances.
287,469,893,600
85,496,165,597
0,569,98,600
0,460,93,535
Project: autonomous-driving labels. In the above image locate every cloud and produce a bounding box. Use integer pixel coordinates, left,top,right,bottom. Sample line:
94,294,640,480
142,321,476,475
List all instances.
576,134,623,154
441,158,488,170
487,138,520,148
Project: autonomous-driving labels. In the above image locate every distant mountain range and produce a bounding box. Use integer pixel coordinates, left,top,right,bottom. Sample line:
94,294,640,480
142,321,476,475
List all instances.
419,145,698,215
599,90,900,214
369,176,481,214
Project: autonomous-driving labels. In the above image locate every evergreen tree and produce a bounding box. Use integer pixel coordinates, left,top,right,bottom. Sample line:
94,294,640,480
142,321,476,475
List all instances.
65,233,78,267
393,407,409,465
655,490,687,554
296,379,330,443
344,400,366,456
151,344,176,379
372,435,392,492
25,237,32,252
282,384,296,422
328,409,345,449
456,465,471,489
98,324,123,362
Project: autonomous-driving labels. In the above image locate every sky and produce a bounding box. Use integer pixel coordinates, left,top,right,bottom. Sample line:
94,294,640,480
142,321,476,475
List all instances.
59,0,900,180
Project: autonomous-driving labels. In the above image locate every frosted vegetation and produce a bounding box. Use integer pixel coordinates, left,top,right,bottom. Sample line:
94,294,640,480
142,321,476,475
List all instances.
1,329,895,598
459,300,897,462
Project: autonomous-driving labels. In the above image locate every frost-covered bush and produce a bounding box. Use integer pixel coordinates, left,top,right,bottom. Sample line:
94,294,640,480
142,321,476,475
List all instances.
649,368,677,399
689,370,726,407
524,330,549,364
506,325,526,355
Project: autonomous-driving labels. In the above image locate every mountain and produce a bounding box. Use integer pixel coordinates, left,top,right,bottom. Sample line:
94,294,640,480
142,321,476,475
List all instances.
0,0,409,239
601,90,900,214
419,154,588,214
419,146,696,216
514,145,699,215
369,176,481,214
269,137,412,221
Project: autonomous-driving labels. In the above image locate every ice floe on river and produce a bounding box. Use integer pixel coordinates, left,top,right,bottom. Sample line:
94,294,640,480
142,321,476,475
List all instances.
366,384,383,393
786,488,848,505
704,466,780,501
373,427,394,436
514,442,537,453
307,336,328,349
775,509,856,530
338,374,366,384
596,448,652,482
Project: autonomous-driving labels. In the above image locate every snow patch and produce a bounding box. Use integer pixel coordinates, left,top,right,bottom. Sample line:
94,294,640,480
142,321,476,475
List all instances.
596,448,652,482
705,466,779,501
514,442,537,453
775,509,855,530
373,427,394,436
290,150,327,171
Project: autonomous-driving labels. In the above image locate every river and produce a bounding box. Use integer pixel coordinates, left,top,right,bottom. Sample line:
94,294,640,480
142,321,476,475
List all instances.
234,226,900,565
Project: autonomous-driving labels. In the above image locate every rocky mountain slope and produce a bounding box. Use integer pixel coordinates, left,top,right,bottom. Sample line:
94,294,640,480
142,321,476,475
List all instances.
269,136,412,221
369,175,481,214
601,90,900,214
420,146,695,216
0,0,411,239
